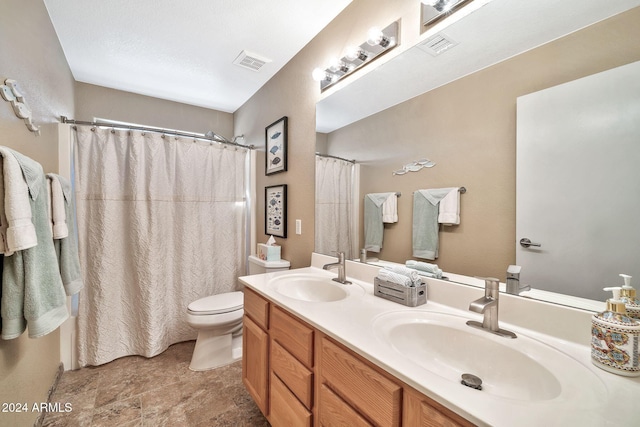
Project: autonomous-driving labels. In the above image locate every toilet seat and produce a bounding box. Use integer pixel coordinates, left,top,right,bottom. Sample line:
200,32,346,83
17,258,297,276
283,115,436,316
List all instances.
187,291,243,315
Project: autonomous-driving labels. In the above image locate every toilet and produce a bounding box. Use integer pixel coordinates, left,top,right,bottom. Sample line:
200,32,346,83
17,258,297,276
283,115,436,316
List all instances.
186,255,290,371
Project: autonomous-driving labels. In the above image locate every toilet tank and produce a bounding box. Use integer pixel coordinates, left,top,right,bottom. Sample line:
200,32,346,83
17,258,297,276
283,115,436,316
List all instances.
248,255,290,275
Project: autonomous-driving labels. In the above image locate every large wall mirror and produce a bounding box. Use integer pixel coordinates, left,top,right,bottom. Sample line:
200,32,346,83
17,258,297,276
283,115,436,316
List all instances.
315,0,640,308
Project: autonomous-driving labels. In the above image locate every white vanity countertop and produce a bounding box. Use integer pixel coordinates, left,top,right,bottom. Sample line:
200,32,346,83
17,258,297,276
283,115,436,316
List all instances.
239,254,640,426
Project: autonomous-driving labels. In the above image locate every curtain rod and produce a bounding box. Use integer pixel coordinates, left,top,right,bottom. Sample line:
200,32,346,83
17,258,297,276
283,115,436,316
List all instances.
60,116,254,149
315,152,356,163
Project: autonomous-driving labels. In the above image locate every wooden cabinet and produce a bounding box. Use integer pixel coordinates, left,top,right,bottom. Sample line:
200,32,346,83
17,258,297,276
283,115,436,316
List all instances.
318,336,402,427
403,386,476,427
318,384,373,427
241,288,473,427
242,314,269,416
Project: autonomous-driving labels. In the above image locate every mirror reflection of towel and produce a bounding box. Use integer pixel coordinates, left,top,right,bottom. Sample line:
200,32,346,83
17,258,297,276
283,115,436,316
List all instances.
364,192,395,252
412,189,452,260
382,193,398,223
438,187,460,225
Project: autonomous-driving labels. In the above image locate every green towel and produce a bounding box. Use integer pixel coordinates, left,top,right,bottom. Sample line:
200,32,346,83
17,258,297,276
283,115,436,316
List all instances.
52,174,83,296
412,189,451,260
364,193,393,252
1,151,68,339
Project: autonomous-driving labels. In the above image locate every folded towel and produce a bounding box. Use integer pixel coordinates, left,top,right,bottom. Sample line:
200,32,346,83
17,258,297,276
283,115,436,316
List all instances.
46,174,69,239
384,265,422,286
377,269,412,287
382,193,398,223
406,260,443,279
0,147,37,255
412,189,451,260
51,174,83,296
364,192,394,252
1,151,68,339
438,187,460,225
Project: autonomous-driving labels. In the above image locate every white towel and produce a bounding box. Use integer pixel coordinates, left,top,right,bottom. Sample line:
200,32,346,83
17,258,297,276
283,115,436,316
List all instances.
377,269,412,287
382,193,398,223
384,265,422,286
0,147,37,255
438,187,460,225
46,174,69,239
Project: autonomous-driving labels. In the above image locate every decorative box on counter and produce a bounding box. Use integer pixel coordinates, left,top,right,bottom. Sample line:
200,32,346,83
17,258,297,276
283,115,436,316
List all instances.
374,277,427,307
257,243,281,261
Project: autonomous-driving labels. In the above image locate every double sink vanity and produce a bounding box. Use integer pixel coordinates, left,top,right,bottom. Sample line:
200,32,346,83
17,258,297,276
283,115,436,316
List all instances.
239,253,640,426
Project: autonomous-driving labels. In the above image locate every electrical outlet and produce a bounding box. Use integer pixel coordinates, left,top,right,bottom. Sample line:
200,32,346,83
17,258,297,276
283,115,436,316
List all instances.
295,219,302,235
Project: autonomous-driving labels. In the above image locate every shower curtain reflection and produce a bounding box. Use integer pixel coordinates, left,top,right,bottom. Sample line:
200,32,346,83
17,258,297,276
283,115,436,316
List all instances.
74,127,248,366
315,155,358,259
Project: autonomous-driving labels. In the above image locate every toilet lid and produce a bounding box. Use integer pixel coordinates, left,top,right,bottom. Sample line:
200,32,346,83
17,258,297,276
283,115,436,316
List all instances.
188,291,244,315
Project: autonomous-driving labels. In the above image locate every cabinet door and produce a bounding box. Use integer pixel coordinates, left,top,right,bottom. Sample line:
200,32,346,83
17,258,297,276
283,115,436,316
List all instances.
242,315,269,416
318,384,372,427
403,387,475,427
270,372,312,427
319,337,402,426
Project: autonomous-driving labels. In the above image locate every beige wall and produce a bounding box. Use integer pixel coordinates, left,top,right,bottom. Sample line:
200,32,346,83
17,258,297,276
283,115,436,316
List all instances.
0,0,75,426
325,8,640,279
235,0,422,268
75,83,234,138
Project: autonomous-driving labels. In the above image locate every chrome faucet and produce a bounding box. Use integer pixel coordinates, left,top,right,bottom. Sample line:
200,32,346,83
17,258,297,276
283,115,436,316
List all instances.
323,252,351,284
467,277,516,338
505,265,530,295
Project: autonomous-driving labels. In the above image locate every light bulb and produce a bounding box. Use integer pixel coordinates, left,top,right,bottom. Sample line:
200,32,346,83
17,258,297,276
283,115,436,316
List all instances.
345,46,369,62
312,68,328,82
328,58,343,72
421,0,439,6
367,27,383,46
367,27,393,48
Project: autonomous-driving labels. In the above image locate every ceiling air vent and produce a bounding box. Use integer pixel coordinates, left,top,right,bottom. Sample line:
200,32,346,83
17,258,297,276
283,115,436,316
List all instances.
418,33,458,56
233,50,272,72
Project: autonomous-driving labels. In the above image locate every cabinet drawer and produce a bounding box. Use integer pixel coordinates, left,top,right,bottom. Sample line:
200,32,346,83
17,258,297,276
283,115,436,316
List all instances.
270,306,314,368
320,337,401,427
270,372,312,427
244,288,269,330
319,384,372,427
271,340,313,409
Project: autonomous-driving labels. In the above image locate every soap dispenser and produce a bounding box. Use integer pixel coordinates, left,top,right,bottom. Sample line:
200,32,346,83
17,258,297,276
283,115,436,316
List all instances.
619,274,640,320
591,287,640,377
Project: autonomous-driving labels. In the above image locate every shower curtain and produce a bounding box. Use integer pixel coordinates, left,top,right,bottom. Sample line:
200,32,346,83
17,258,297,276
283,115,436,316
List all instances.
74,126,248,366
315,155,357,259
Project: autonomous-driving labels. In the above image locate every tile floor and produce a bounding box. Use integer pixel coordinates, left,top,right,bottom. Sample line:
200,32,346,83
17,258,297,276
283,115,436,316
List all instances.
42,341,269,426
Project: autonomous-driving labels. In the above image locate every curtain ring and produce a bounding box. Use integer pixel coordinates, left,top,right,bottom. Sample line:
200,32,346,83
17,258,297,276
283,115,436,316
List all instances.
161,134,166,139
91,127,96,132
111,128,115,134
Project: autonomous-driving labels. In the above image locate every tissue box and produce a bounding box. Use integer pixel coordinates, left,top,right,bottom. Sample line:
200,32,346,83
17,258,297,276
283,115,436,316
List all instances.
258,243,281,261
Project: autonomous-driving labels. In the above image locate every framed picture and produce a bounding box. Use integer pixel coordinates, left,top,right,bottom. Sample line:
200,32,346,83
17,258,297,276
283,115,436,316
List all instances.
265,116,288,175
265,184,287,238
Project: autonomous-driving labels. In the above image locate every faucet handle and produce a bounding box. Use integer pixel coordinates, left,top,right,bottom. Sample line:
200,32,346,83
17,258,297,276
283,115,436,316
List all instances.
506,265,521,279
475,276,499,290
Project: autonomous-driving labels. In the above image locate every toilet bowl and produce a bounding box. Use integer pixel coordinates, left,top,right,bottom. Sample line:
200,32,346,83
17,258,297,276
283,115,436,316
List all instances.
186,291,244,371
186,256,290,371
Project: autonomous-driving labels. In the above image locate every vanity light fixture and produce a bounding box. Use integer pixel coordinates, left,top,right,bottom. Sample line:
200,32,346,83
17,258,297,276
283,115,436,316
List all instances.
313,21,399,91
421,0,473,27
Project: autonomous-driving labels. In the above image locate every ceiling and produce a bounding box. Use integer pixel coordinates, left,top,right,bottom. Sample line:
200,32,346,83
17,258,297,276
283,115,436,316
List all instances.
317,0,640,132
43,0,352,113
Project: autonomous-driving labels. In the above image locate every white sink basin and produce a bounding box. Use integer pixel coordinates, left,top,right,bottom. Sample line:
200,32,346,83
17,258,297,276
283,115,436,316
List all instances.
372,311,605,402
267,273,364,302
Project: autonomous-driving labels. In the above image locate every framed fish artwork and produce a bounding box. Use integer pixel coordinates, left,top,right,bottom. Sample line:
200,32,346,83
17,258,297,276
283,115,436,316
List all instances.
265,184,287,238
265,116,288,175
